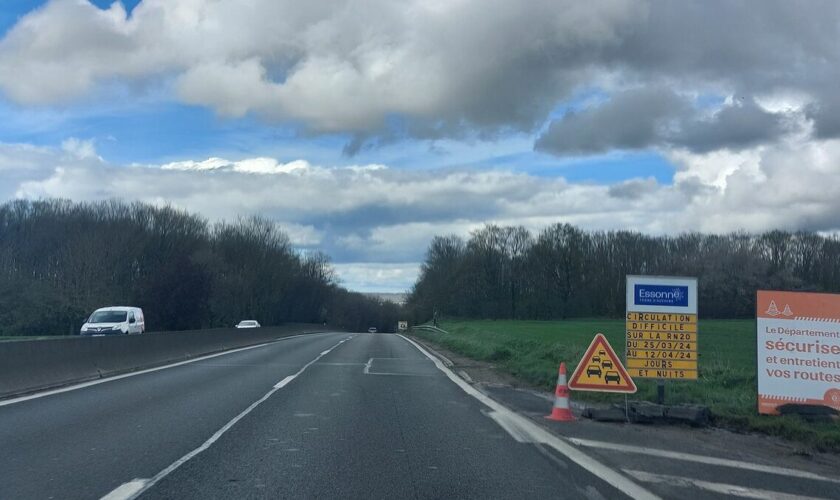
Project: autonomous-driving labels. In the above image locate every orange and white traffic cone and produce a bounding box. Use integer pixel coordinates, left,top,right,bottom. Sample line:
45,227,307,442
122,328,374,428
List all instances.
546,362,575,421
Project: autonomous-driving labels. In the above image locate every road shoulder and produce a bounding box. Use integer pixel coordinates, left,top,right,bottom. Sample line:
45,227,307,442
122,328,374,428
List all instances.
409,334,840,500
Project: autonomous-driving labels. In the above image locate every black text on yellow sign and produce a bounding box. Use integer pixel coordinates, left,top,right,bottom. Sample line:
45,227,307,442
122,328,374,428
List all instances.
626,321,697,332
627,349,696,360
626,358,697,370
626,313,697,323
625,310,698,379
627,368,698,380
626,331,697,341
626,340,697,351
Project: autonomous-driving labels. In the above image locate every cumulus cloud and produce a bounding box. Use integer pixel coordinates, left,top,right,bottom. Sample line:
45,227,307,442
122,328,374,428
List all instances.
61,137,99,160
332,263,421,293
536,89,794,155
1,0,837,152
6,131,840,269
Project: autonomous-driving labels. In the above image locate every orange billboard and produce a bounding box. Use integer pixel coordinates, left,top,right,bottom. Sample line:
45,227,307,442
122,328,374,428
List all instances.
757,290,840,415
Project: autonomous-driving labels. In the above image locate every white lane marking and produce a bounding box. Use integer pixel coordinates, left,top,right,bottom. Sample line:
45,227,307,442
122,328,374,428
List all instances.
0,331,340,408
570,438,840,484
484,410,534,443
458,370,474,383
397,334,659,500
624,469,830,500
99,480,148,500
274,376,296,389
364,372,434,376
362,357,434,376
102,334,356,500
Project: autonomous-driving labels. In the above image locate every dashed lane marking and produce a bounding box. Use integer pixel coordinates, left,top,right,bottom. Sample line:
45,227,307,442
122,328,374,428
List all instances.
0,331,343,407
100,334,357,500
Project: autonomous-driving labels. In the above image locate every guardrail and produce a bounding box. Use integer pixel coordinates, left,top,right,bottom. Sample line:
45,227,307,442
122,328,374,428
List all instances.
0,324,329,400
411,324,449,335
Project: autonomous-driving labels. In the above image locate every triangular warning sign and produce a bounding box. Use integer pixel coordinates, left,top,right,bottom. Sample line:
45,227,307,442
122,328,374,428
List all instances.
568,333,637,393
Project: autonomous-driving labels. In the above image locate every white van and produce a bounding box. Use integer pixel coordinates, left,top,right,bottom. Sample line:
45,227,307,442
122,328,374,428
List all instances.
81,306,145,335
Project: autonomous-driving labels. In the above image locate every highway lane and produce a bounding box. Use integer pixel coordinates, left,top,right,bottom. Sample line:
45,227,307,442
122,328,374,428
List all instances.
142,332,628,499
0,331,634,499
0,331,354,500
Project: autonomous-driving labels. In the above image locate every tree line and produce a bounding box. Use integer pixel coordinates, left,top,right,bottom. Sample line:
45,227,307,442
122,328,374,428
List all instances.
407,224,840,321
0,199,400,335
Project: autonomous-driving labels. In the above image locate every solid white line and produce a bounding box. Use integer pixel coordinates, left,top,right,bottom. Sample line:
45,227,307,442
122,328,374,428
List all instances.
624,469,829,500
274,376,295,389
484,410,534,444
0,331,339,408
99,480,147,500
458,369,474,384
103,334,354,500
396,334,659,500
363,358,373,374
364,372,434,376
570,438,840,484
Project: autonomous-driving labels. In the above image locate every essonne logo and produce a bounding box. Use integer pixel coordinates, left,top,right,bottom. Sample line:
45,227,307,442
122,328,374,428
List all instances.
634,284,688,307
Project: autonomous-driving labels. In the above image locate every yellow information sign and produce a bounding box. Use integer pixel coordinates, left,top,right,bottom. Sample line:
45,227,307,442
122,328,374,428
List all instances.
626,276,698,380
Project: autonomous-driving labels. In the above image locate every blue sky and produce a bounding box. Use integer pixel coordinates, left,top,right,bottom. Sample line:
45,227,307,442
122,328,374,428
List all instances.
0,1,837,291
0,1,676,181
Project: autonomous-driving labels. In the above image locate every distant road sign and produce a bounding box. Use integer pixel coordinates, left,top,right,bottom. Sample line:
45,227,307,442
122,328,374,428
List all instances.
398,321,408,332
569,333,637,393
757,290,840,415
626,276,698,380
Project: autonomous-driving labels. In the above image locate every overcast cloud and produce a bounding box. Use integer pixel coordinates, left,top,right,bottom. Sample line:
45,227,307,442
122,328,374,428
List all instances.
0,1,839,291
5,131,840,289
1,1,838,150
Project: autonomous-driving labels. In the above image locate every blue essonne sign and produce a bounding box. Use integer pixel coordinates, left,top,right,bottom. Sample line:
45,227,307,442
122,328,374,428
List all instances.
634,284,689,307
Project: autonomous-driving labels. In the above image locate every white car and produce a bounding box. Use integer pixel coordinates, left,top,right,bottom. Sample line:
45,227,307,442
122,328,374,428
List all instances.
236,320,261,329
368,327,377,333
81,306,145,335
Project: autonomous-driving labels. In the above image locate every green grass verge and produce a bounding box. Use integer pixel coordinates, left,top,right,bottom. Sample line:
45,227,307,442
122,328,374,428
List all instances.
412,318,840,452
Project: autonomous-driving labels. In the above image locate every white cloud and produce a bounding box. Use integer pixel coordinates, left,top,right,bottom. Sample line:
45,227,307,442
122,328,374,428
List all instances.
61,137,99,160
1,1,837,150
332,263,421,293
278,222,323,247
162,157,310,175
2,116,840,288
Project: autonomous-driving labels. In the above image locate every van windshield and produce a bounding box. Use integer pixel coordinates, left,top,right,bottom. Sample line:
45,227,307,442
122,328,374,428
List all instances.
89,311,127,323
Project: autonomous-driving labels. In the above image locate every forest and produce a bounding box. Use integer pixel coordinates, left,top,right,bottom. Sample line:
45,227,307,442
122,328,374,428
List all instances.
0,199,400,335
407,224,840,321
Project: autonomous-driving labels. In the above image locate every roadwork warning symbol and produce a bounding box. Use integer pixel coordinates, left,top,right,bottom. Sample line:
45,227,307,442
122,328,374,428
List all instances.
569,333,637,393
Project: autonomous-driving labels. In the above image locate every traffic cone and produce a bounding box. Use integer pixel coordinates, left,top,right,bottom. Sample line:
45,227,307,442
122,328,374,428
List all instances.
546,362,575,421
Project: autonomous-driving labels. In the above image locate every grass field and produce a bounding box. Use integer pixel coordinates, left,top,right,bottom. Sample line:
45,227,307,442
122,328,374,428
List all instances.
412,318,840,452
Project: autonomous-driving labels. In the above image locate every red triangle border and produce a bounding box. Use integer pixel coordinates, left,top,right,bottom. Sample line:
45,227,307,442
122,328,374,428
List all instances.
568,333,637,393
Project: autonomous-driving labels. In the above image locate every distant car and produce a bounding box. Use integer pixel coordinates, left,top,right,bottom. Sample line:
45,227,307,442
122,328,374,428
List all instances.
604,371,621,384
236,320,261,329
368,327,377,333
602,360,614,369
586,364,602,377
80,306,145,335
591,356,601,364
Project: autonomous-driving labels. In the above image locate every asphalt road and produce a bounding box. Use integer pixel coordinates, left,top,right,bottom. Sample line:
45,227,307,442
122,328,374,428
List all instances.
7,331,838,499
0,331,634,500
